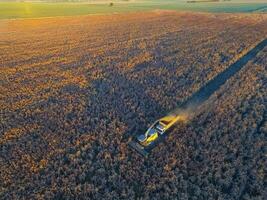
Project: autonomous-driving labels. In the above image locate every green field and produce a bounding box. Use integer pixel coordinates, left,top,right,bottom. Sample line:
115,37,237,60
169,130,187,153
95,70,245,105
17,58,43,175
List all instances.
0,1,266,19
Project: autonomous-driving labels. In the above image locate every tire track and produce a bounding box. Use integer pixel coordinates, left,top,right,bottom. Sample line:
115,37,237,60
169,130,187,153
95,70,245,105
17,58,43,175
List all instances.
249,6,267,13
178,38,267,112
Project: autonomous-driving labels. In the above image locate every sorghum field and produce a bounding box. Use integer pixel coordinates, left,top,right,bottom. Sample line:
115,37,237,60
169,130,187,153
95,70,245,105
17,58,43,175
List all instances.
0,11,266,199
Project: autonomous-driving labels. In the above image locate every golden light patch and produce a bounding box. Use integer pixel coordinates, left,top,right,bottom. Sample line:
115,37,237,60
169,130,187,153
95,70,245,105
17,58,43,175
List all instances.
0,124,40,145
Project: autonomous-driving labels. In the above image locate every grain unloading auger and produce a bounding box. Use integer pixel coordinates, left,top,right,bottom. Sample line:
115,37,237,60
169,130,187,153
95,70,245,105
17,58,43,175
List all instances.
128,114,187,157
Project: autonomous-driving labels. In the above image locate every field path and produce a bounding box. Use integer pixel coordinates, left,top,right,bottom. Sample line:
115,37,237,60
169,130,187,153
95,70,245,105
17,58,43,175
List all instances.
178,38,267,112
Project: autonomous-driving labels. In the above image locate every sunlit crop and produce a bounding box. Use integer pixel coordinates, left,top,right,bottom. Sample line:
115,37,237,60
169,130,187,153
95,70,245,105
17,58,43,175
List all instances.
0,11,266,199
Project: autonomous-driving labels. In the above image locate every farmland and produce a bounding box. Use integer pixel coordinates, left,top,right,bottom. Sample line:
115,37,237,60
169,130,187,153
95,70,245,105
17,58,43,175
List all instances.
0,1,267,19
1,11,267,199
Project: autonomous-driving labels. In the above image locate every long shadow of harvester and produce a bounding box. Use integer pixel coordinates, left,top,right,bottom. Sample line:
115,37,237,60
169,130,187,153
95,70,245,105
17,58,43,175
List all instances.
140,38,267,156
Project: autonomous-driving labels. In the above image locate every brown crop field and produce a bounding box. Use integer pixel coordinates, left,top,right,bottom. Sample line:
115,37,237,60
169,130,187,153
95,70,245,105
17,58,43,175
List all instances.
0,11,267,199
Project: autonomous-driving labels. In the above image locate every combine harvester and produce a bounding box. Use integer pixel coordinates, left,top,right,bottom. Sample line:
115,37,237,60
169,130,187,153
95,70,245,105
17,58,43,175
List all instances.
128,114,186,157
128,38,267,157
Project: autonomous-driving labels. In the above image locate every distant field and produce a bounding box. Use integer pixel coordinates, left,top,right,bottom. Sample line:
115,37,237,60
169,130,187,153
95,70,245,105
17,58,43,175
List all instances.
0,2,151,19
0,1,267,19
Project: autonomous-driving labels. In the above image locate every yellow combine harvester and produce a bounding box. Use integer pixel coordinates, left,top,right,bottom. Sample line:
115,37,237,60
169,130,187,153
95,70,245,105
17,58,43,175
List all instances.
128,114,186,157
